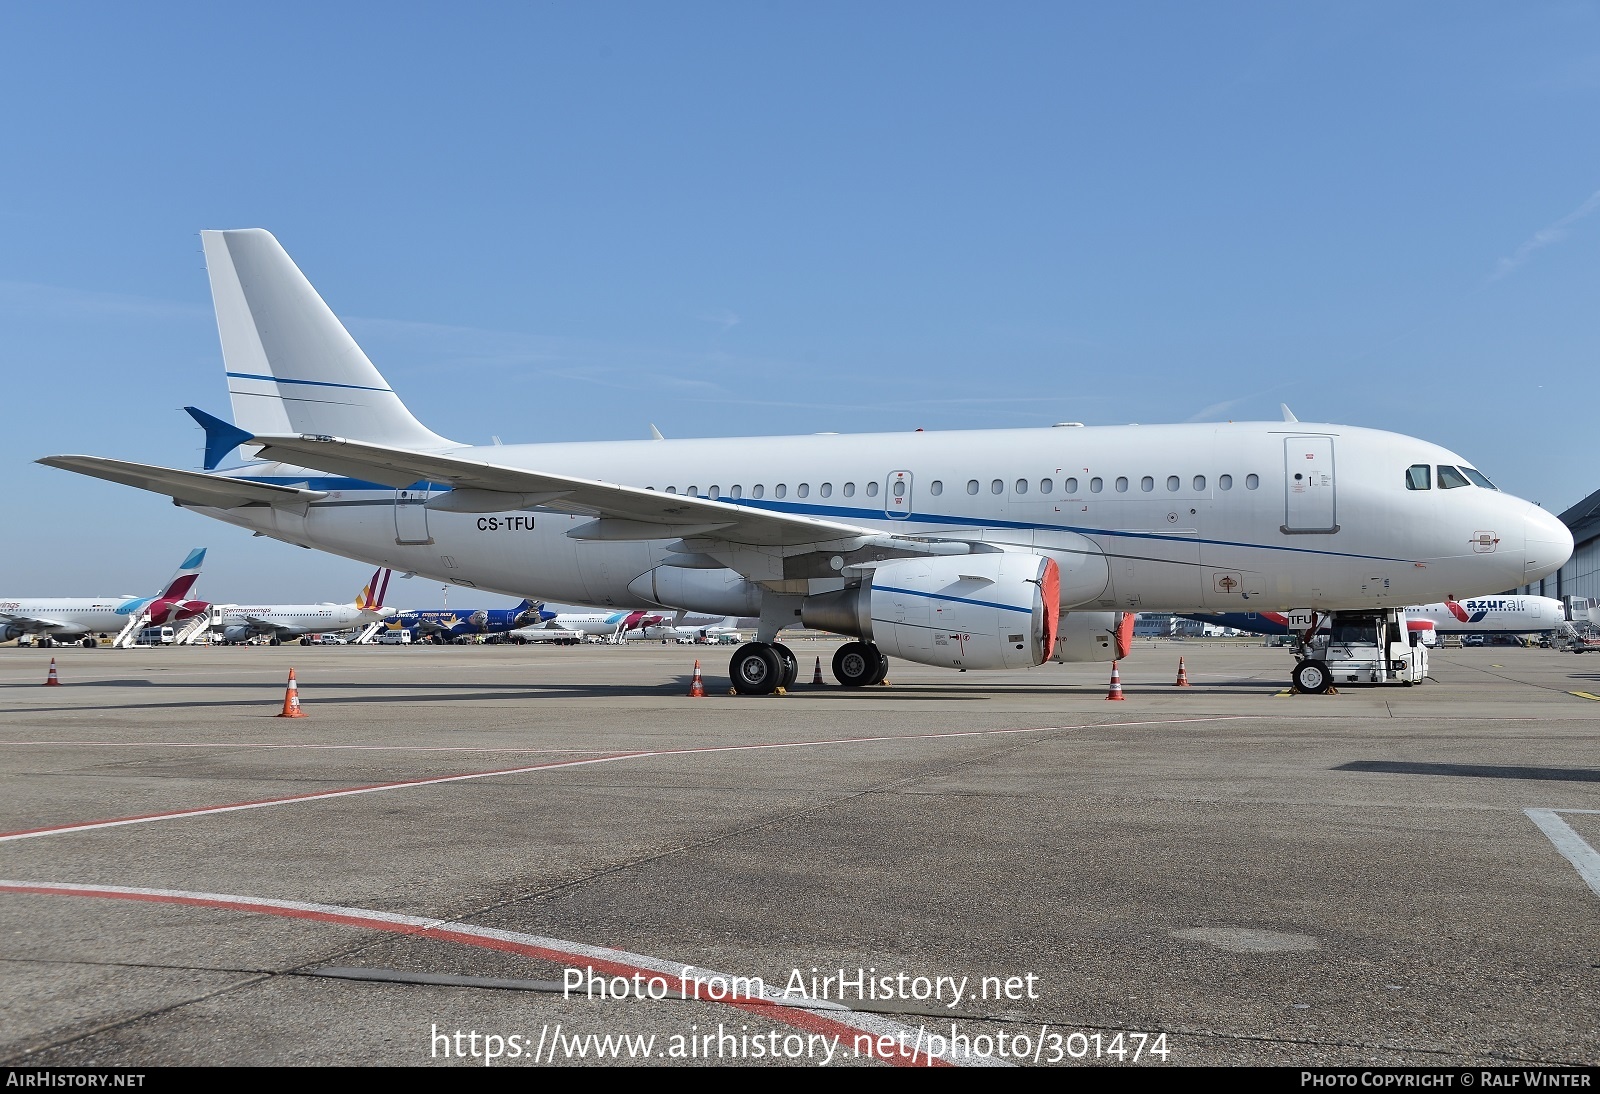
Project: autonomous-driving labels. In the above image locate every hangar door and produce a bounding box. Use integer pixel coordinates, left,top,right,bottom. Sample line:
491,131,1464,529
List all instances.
1282,437,1338,534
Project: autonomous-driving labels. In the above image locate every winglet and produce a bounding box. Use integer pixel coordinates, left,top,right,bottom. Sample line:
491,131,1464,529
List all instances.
185,407,254,470
1280,403,1299,423
650,424,665,440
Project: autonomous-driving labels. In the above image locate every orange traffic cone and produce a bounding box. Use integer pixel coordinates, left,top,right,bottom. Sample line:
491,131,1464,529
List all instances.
1174,657,1191,687
1105,661,1125,700
688,660,706,698
277,668,307,718
42,657,62,686
812,657,824,686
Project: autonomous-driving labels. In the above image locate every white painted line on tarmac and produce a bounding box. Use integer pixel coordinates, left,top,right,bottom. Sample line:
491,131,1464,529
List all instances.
0,716,1254,844
0,879,1006,1066
1524,808,1600,897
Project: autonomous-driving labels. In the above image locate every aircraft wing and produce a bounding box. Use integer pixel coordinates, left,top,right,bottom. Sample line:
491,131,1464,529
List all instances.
246,434,957,553
36,457,330,509
0,612,76,635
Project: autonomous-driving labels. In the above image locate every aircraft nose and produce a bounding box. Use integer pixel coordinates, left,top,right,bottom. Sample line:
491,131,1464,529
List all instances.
1522,504,1573,585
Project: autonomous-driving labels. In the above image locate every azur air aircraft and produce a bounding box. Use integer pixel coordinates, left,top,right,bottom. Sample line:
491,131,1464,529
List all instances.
1187,595,1569,639
38,230,1573,692
0,549,209,648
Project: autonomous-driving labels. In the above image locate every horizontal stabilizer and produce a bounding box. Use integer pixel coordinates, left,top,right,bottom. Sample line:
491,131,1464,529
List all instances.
37,456,328,508
185,407,254,470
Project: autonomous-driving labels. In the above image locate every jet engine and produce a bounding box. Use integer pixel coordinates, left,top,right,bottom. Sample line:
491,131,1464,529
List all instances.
802,553,1059,670
1050,610,1133,662
0,624,25,644
222,624,255,644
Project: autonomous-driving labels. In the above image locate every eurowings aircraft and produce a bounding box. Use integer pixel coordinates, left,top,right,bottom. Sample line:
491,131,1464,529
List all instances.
0,548,209,648
1187,595,1569,638
538,607,669,640
217,568,397,644
393,598,544,642
38,230,1573,692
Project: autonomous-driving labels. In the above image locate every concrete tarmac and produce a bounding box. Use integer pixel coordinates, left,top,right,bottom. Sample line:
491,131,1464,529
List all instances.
0,638,1596,1067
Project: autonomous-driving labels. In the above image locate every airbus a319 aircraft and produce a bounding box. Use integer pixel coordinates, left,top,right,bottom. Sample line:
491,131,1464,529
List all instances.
217,568,396,644
38,230,1573,692
0,549,209,648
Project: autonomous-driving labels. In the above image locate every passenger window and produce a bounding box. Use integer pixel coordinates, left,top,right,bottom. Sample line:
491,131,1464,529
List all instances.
708,486,720,500
1218,474,1232,490
1167,475,1179,491
820,483,831,498
991,479,1003,494
797,483,810,498
1039,479,1052,494
751,485,764,499
928,480,942,496
1115,477,1129,492
1437,465,1470,490
843,482,855,497
1015,478,1028,494
730,485,742,499
1405,464,1430,491
688,486,698,497
967,480,980,495
867,481,879,497
1245,474,1259,490
775,484,786,499
665,486,677,494
1193,475,1205,491
1141,476,1154,492
1090,477,1103,493
1460,467,1497,490
1064,477,1078,493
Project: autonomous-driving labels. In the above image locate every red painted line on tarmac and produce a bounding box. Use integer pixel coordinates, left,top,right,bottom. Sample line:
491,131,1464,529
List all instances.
0,880,991,1066
0,716,1255,844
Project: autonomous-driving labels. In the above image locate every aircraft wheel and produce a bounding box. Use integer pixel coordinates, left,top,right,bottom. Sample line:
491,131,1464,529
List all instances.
40,637,54,649
730,642,782,695
771,642,799,689
833,641,881,688
81,637,97,649
1292,658,1332,695
270,637,281,646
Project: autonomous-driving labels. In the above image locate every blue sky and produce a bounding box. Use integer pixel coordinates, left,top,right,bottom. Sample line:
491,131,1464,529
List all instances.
4,3,1598,605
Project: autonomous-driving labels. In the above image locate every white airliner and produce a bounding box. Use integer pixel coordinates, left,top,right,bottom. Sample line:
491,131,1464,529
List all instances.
217,568,397,644
1189,596,1569,638
0,549,209,648
642,615,749,642
38,229,1573,693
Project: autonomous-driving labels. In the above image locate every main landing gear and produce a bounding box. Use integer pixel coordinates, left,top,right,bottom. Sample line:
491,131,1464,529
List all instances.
729,641,800,695
832,641,889,688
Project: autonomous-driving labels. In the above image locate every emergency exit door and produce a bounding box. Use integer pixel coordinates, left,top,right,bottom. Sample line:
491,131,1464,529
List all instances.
1282,437,1338,534
394,487,434,545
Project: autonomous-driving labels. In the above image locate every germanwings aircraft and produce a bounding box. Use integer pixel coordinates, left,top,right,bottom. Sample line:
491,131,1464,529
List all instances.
1188,595,1569,639
218,568,397,644
393,598,543,642
38,229,1573,693
0,548,209,648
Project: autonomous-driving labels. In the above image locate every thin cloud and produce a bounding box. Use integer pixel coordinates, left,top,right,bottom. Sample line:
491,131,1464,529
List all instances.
1492,188,1600,279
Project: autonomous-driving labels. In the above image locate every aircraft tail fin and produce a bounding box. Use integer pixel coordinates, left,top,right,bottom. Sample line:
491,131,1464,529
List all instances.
355,568,392,611
158,548,207,601
200,229,456,451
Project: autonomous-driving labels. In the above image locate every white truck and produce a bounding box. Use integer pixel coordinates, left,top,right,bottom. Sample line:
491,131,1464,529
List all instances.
1292,608,1428,693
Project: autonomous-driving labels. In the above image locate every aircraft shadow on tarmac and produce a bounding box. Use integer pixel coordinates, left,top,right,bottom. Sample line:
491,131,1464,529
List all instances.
1336,759,1600,783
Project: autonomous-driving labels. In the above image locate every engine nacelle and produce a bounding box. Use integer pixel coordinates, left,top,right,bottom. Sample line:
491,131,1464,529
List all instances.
222,625,254,643
802,553,1059,670
1051,610,1133,662
0,624,24,644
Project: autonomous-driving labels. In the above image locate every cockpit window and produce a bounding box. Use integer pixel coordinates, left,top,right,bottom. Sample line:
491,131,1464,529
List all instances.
1405,464,1430,491
1460,467,1497,490
1437,465,1470,490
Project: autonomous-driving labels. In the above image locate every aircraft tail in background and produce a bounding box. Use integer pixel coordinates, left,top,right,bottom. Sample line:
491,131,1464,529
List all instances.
157,548,207,600
355,568,392,612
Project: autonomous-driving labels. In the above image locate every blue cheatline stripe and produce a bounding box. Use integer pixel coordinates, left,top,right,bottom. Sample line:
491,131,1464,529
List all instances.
230,477,1411,564
874,584,1034,615
226,372,394,394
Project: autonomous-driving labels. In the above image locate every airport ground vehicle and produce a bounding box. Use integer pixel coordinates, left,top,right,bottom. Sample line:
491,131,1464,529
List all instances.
1292,609,1427,692
1460,634,1487,647
136,626,176,646
373,630,412,645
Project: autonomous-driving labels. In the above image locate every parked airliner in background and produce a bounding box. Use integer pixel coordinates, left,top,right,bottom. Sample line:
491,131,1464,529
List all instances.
1187,596,1569,639
38,229,1573,692
641,614,752,643
392,598,543,642
218,568,396,644
0,549,209,648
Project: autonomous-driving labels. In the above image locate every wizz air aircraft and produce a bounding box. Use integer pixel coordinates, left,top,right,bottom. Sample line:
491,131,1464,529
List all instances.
217,568,397,644
0,549,209,648
38,230,1573,693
